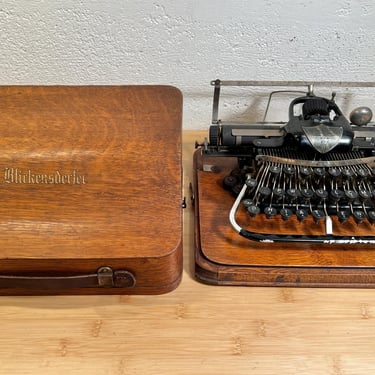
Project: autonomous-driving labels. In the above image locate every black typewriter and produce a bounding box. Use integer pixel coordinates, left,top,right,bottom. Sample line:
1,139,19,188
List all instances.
198,79,375,244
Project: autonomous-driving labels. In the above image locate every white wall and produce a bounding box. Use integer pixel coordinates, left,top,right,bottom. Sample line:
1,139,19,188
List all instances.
0,0,374,128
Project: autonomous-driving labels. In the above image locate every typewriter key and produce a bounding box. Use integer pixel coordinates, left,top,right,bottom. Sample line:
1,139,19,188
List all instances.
269,166,282,175
259,186,272,198
315,188,328,200
358,189,372,201
273,187,285,200
286,188,300,201
367,211,375,224
301,188,314,201
353,210,366,224
264,206,277,219
328,167,341,178
356,168,369,180
337,210,350,223
342,168,354,180
312,209,325,223
283,166,296,175
280,208,293,221
247,205,260,217
330,189,344,203
296,209,309,222
314,167,326,177
345,190,358,202
300,166,313,177
242,199,253,208
245,178,258,189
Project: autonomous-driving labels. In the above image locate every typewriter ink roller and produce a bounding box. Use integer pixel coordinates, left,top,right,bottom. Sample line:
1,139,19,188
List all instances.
200,80,375,244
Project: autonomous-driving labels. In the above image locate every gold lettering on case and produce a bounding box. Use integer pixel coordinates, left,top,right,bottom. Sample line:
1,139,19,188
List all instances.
3,168,88,185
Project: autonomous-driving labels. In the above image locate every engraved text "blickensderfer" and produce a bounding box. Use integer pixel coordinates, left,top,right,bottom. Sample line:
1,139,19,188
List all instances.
3,168,87,185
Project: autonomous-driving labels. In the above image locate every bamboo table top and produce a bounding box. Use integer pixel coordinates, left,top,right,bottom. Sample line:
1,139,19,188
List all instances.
1,130,375,375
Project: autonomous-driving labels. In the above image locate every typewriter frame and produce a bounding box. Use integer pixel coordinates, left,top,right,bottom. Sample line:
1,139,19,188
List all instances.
194,80,375,287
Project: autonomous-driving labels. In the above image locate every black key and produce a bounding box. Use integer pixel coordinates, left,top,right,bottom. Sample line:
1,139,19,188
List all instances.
301,188,314,200
314,167,326,178
337,210,350,223
330,189,344,203
246,178,258,189
296,209,309,222
342,168,354,180
264,206,277,219
312,209,325,223
286,188,300,201
300,166,313,178
273,188,285,200
368,211,375,224
247,205,260,217
315,188,328,200
345,190,358,202
353,210,366,224
259,186,271,198
328,167,341,178
269,166,282,176
358,189,372,201
280,208,293,221
356,168,369,179
283,166,296,176
242,199,253,208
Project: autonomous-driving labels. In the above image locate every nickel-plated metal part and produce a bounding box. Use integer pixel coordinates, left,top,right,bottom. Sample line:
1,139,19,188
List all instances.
350,106,373,126
302,124,344,154
211,80,375,87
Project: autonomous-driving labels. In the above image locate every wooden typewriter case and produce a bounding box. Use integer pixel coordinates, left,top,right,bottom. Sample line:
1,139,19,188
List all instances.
194,151,375,288
0,86,182,295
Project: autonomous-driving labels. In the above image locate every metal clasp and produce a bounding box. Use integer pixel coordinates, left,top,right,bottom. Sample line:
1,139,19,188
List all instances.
97,266,114,287
97,266,136,288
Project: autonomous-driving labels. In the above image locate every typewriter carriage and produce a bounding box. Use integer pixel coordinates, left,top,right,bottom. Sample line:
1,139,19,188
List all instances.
206,81,374,155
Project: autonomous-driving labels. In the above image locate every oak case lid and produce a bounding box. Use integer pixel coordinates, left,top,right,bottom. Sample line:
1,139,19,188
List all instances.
0,85,182,260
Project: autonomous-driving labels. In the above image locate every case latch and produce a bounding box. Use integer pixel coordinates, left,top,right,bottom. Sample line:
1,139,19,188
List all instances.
98,266,136,288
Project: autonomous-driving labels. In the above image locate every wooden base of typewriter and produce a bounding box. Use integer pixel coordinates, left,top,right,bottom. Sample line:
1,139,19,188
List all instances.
0,86,182,295
194,150,375,288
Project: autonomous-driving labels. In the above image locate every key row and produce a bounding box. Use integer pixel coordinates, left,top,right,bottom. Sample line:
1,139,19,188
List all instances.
242,199,375,224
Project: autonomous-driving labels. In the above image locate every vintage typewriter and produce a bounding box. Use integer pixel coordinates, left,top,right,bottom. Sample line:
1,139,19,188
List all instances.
193,80,375,287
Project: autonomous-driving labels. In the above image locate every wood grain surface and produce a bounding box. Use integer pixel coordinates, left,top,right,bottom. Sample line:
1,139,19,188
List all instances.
0,86,182,294
194,133,375,287
1,131,375,374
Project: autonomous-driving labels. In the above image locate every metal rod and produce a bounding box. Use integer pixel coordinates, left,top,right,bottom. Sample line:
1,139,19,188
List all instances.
211,80,375,88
